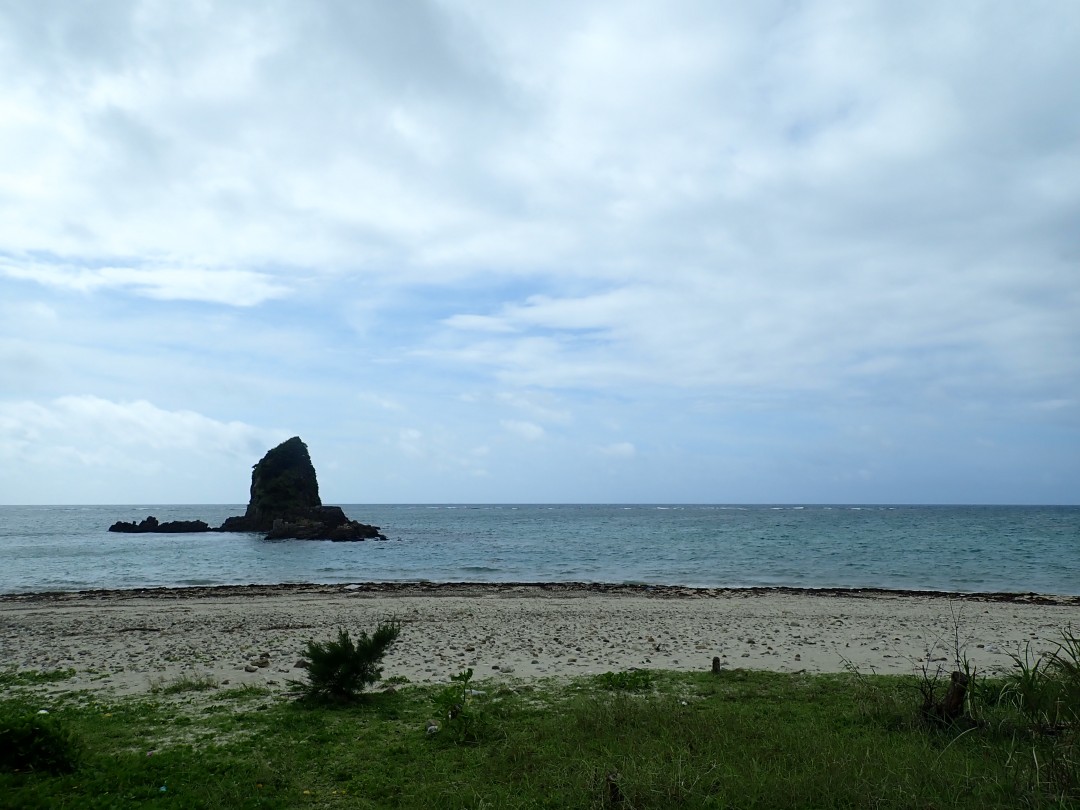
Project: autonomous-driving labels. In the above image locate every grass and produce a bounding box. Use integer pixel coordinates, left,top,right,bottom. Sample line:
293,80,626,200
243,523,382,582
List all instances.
0,669,76,688
1,664,1076,809
593,668,654,692
149,672,219,695
1001,627,1080,730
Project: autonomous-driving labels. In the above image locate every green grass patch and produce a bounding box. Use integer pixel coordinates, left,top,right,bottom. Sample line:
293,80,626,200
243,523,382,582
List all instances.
0,668,77,688
593,668,655,691
217,684,274,702
0,669,1075,808
149,673,219,695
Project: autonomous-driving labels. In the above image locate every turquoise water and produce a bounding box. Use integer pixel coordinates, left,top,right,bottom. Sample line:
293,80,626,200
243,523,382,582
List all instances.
0,504,1077,595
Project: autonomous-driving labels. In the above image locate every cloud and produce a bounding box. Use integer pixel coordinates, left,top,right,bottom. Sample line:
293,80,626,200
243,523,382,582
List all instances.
397,428,425,457
501,419,545,441
0,2,1077,503
496,391,572,423
0,395,270,458
442,314,518,333
1,259,291,306
0,395,279,502
599,441,636,459
435,266,1079,407
356,393,405,412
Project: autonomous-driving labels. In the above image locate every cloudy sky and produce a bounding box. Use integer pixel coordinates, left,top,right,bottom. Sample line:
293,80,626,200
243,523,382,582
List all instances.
1,1,1077,505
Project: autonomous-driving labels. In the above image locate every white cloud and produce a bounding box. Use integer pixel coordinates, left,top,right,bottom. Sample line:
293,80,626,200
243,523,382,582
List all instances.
497,391,572,423
0,395,278,502
356,393,404,412
599,441,636,459
0,2,1077,503
501,419,545,441
0,395,270,458
443,314,518,333
1,260,291,306
432,265,1079,404
1032,400,1076,413
397,428,425,457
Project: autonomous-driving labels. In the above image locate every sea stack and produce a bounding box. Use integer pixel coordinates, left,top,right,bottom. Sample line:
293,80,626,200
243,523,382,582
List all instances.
218,437,386,541
221,436,320,531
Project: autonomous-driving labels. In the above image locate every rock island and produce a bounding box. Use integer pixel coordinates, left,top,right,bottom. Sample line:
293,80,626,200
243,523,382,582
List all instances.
108,436,387,541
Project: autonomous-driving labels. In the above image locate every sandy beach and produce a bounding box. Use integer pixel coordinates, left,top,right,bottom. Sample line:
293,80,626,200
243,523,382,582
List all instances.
2,583,1077,696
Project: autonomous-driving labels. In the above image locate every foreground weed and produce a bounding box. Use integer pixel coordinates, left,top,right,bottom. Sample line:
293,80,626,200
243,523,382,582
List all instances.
1004,643,1055,721
594,668,654,692
910,601,986,725
1046,626,1080,725
149,672,218,695
0,669,76,688
995,627,1080,804
432,668,491,744
1004,627,1080,731
217,684,272,701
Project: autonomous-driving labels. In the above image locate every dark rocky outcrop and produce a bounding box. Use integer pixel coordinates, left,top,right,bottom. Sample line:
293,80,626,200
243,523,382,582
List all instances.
106,436,388,541
265,506,386,541
109,516,211,534
218,436,322,532
217,437,386,541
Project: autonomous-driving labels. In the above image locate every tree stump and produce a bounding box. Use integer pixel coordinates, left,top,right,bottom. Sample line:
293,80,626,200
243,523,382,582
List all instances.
925,671,969,723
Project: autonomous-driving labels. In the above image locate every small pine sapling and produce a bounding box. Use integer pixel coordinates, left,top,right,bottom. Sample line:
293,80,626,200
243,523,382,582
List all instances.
300,620,401,702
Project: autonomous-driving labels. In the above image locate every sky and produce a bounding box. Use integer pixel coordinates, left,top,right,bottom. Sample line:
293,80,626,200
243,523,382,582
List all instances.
1,1,1078,505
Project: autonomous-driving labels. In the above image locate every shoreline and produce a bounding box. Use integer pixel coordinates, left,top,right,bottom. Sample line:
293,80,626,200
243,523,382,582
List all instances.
3,583,1077,697
3,580,1079,604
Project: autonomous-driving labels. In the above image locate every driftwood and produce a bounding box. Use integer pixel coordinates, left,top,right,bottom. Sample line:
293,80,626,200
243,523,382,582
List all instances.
923,670,970,724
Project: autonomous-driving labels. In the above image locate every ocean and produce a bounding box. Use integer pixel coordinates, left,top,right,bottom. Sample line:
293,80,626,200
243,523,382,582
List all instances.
0,504,1077,596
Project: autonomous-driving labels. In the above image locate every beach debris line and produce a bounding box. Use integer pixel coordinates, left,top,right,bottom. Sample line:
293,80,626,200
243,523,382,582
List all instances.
107,436,389,541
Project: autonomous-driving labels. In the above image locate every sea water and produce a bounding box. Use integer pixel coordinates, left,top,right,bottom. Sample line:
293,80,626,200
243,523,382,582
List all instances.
0,504,1077,595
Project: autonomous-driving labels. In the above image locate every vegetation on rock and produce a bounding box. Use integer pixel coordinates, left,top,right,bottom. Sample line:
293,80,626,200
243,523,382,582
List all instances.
246,436,321,525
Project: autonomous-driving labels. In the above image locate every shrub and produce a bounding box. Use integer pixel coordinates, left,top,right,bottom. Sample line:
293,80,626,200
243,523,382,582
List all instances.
594,668,654,691
0,669,76,688
0,706,79,774
1004,627,1080,730
150,672,218,695
433,668,488,744
1046,626,1080,726
298,621,400,702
